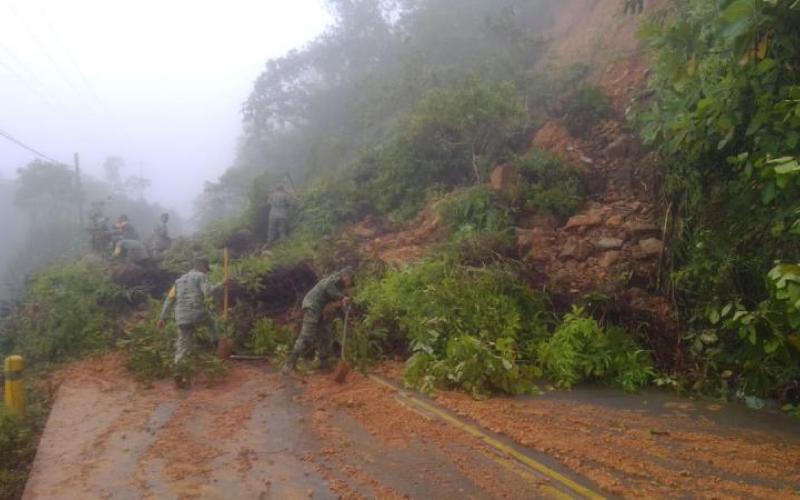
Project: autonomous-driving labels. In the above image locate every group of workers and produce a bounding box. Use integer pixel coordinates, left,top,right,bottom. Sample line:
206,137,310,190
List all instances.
88,206,173,264
158,255,353,387
153,182,338,388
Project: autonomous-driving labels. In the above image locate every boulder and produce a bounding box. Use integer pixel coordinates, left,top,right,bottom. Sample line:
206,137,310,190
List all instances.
638,238,664,257
560,239,594,262
606,214,625,228
625,220,659,235
516,228,555,261
599,251,621,268
597,237,624,250
565,211,604,230
490,164,515,192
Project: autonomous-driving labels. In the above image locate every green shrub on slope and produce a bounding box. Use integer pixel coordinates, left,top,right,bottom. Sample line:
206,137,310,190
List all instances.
538,307,654,392
357,258,550,397
0,260,132,367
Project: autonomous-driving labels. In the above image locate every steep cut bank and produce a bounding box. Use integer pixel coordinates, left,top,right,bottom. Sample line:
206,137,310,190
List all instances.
344,0,680,370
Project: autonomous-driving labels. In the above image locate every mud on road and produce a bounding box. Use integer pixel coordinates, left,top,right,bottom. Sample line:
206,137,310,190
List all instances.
23,354,800,499
24,354,584,499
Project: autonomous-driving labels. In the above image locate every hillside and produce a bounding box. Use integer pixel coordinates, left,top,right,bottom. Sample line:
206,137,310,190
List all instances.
3,1,800,498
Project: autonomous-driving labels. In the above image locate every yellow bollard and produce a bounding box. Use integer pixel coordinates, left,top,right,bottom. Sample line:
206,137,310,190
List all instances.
4,355,25,417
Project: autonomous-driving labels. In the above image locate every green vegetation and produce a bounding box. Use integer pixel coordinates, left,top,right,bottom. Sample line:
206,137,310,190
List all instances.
560,85,612,138
358,258,551,397
0,392,48,499
291,79,531,239
0,260,134,499
507,149,584,219
438,187,514,239
0,260,134,367
119,304,228,387
357,258,654,397
635,0,800,398
538,307,655,392
119,302,175,384
247,318,293,358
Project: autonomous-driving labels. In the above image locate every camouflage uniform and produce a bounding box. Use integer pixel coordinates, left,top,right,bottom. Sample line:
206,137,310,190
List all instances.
267,189,292,243
284,272,346,370
624,0,644,14
150,220,172,257
113,239,150,264
112,221,139,244
160,270,222,368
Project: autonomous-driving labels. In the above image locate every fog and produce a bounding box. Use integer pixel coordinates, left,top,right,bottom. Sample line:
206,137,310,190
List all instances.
0,0,331,215
0,0,331,298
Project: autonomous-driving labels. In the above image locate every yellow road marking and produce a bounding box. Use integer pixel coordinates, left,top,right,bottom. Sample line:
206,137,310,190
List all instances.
369,375,605,500
491,454,574,500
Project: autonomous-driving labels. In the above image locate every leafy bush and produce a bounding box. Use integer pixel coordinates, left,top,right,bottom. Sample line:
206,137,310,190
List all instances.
160,235,224,277
370,79,529,217
293,78,531,238
247,318,294,357
508,149,584,219
119,303,175,384
0,391,48,499
357,258,551,397
688,264,800,397
119,301,228,386
0,260,132,367
634,0,800,398
226,255,274,295
561,85,611,137
537,307,654,392
438,187,514,239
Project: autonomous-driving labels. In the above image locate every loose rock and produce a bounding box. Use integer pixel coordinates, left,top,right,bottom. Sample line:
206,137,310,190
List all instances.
599,251,621,268
565,211,604,230
560,239,594,262
489,164,515,192
606,215,625,228
597,238,624,250
625,221,659,235
638,238,664,257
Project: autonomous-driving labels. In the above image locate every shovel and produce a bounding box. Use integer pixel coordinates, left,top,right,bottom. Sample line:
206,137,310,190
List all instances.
333,303,351,383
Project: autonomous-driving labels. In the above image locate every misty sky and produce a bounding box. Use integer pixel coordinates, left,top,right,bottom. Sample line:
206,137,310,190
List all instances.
0,0,330,216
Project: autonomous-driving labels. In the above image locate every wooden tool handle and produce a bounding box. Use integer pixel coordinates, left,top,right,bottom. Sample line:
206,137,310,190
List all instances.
223,248,229,320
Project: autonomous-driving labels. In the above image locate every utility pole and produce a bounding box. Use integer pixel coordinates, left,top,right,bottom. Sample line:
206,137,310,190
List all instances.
74,152,84,227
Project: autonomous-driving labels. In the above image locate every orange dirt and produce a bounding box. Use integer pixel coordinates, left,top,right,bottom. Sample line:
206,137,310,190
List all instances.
26,353,567,499
300,370,555,499
433,390,800,499
25,354,330,499
305,362,800,499
355,203,445,264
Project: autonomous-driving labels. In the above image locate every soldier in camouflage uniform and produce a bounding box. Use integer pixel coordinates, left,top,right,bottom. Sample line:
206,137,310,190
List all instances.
113,239,150,264
149,213,172,258
267,185,294,244
158,257,227,387
112,215,140,245
282,267,354,374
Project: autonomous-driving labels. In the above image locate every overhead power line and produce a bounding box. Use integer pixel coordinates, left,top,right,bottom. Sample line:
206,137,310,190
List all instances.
5,0,97,114
0,127,65,165
0,43,67,115
34,1,111,115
